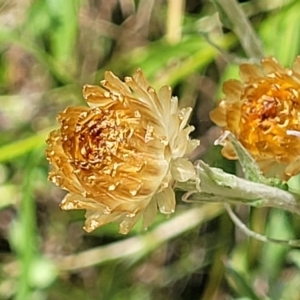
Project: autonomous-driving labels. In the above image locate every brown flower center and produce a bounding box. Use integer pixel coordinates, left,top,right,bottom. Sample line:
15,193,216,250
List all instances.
72,108,141,169
241,78,300,134
57,106,144,175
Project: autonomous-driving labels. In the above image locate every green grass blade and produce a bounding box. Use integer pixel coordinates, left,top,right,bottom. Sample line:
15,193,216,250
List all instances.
0,128,53,163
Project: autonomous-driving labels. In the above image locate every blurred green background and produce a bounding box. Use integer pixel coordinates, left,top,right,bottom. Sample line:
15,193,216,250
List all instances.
1,0,300,299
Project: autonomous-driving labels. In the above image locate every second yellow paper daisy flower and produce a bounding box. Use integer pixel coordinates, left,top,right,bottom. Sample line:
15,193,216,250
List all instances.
210,57,300,180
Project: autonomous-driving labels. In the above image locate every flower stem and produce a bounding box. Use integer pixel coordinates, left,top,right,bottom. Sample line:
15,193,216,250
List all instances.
212,0,264,60
176,160,300,215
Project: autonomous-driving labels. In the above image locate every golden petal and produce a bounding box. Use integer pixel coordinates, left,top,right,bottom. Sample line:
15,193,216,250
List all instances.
118,212,143,234
209,103,227,127
178,107,192,131
59,106,89,146
222,80,243,102
170,126,192,158
291,56,300,84
46,130,83,194
125,74,162,117
84,209,124,232
60,192,101,210
132,68,150,91
58,106,88,125
155,187,176,214
171,157,195,182
102,71,132,95
165,114,180,149
225,101,242,136
83,85,116,108
142,197,158,230
186,138,200,155
132,75,168,122
158,85,172,116
111,199,149,215
292,56,300,76
284,157,300,178
261,57,285,75
132,70,169,121
257,159,288,179
170,96,179,115
239,63,264,82
221,141,238,160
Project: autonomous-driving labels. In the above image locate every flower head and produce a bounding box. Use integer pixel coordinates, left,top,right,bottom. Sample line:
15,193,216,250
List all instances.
210,56,300,180
46,70,198,234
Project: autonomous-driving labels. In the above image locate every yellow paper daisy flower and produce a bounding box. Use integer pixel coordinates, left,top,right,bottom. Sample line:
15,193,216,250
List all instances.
46,70,198,234
210,56,300,180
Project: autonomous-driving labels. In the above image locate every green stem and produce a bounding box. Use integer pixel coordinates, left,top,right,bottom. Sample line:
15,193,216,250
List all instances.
214,0,264,60
176,160,300,215
0,127,54,163
15,151,39,300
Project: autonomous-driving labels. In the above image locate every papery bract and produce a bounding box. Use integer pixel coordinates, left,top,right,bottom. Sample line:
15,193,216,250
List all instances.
210,57,300,180
46,70,198,233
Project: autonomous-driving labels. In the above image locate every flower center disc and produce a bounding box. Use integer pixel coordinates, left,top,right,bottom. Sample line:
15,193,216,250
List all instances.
239,78,300,159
